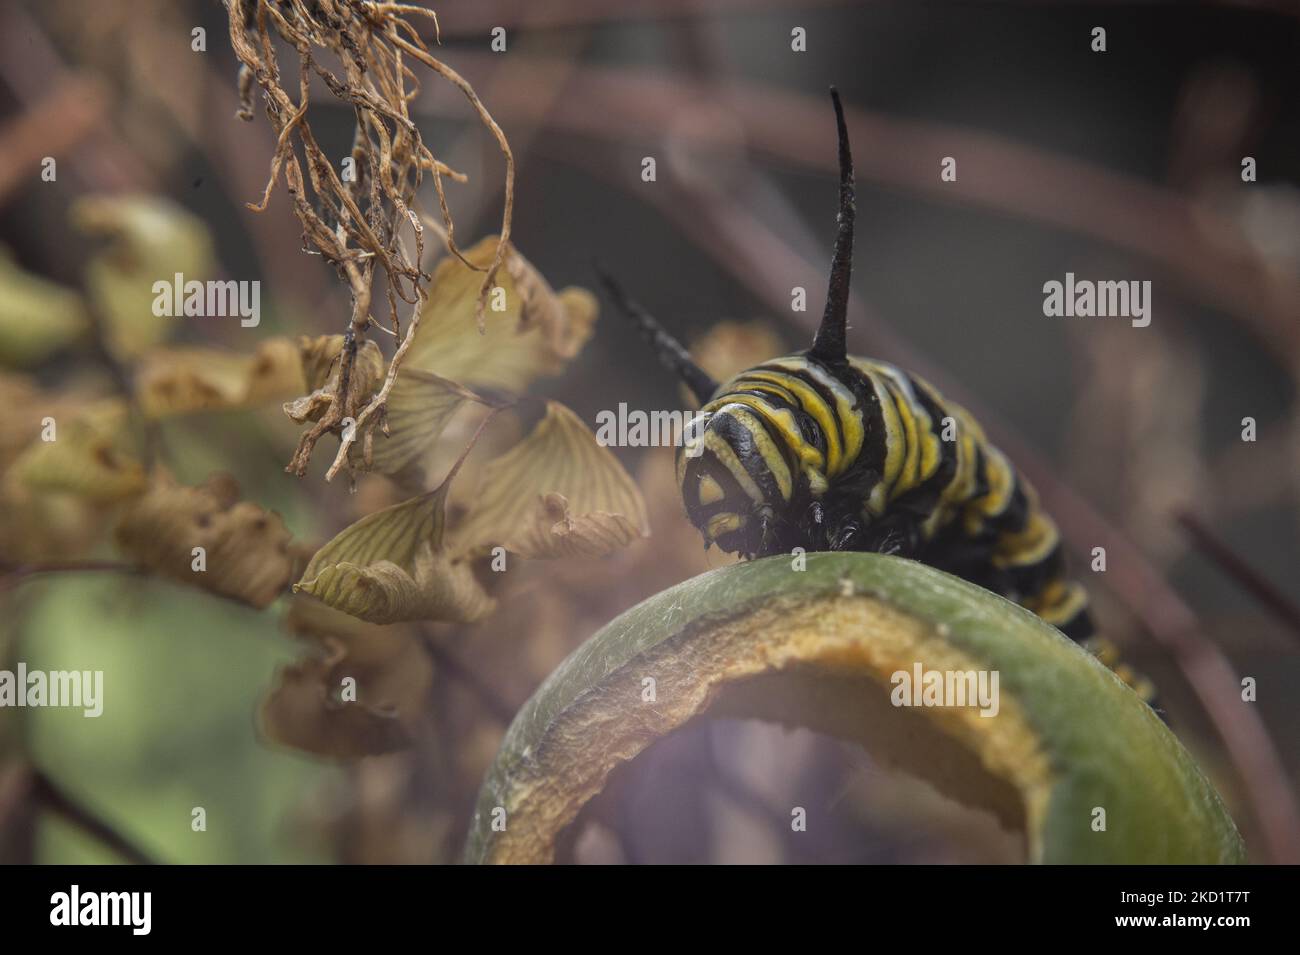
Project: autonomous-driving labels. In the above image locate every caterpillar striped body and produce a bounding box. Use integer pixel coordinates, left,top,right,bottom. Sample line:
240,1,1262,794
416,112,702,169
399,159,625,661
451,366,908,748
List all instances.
684,354,1093,636
597,88,1156,707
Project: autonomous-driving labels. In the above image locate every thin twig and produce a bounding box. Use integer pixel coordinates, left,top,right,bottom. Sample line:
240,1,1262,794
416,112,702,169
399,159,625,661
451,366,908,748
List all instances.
0,559,144,586
0,74,110,206
1176,511,1300,641
418,632,517,725
29,769,157,865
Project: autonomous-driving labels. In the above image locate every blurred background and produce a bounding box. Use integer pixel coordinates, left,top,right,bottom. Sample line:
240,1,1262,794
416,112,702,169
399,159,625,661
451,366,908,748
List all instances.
0,0,1297,863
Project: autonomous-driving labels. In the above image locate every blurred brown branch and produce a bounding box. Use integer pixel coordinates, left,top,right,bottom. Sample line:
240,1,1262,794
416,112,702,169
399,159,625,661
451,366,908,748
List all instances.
25,767,156,865
0,74,109,206
0,4,153,195
419,631,518,725
417,56,1300,361
1177,511,1300,641
425,0,1300,37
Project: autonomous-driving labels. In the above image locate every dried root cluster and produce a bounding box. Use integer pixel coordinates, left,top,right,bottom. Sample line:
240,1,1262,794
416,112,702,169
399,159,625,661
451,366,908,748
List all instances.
224,0,514,479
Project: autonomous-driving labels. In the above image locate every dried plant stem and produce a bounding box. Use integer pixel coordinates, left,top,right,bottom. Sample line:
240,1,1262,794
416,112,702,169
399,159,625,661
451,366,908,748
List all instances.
29,769,157,865
1176,511,1300,641
324,270,420,481
418,633,516,725
387,28,515,329
0,560,145,596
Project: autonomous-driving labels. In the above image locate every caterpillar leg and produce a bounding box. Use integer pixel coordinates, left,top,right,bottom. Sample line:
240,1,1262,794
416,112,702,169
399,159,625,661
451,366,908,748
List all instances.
1026,581,1165,720
857,512,922,557
1082,635,1163,717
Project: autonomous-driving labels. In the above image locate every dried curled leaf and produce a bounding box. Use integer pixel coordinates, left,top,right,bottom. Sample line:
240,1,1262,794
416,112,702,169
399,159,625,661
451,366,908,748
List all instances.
135,339,306,418
283,598,433,715
357,369,485,478
297,335,382,393
11,400,146,502
259,646,412,759
521,493,647,561
284,334,385,424
452,402,649,559
259,598,435,759
0,484,105,563
0,247,88,367
406,237,597,393
295,481,494,624
1,374,56,469
691,321,787,383
115,473,294,609
1,383,124,559
503,245,594,349
71,195,215,360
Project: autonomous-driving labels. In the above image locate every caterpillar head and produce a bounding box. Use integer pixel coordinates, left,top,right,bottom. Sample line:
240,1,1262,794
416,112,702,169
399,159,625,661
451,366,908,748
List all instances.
674,406,773,555
675,398,833,556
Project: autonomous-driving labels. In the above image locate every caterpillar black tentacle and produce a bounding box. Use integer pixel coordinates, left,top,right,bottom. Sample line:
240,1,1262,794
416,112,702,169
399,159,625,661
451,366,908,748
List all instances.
594,262,719,406
809,86,854,368
600,88,1160,714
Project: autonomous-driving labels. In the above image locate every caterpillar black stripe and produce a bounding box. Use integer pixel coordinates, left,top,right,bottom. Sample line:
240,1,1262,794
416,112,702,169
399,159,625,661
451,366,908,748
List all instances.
596,88,1158,710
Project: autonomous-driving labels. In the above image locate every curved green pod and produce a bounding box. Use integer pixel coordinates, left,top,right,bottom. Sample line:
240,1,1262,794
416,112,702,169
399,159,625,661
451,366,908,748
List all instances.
467,552,1244,864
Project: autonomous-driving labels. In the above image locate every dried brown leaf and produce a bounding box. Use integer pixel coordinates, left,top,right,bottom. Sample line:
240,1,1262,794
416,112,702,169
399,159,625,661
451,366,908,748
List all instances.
259,643,412,759
0,247,88,367
257,597,435,759
11,400,146,502
406,236,596,393
136,338,306,418
357,369,485,478
690,320,787,383
71,195,215,360
295,479,494,624
285,334,386,425
114,472,294,609
452,402,649,559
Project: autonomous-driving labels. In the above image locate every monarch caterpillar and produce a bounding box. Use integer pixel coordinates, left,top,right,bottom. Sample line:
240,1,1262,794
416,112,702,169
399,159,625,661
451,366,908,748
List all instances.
597,88,1157,708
